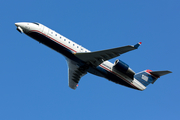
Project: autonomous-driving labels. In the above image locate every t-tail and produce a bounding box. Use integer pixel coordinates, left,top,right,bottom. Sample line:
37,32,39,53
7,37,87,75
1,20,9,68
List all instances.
134,69,172,88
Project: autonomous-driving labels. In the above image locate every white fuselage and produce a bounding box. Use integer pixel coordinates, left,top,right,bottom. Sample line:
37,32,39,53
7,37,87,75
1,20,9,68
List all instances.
15,22,146,90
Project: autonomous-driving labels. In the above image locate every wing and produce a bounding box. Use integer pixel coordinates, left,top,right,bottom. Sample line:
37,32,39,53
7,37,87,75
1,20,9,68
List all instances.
75,42,141,67
67,59,87,90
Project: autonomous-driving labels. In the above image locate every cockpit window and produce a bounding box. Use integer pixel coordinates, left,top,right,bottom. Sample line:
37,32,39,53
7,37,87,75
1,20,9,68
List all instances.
32,22,39,25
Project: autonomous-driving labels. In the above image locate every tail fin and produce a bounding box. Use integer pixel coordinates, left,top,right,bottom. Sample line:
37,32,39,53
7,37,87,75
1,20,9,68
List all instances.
134,69,172,87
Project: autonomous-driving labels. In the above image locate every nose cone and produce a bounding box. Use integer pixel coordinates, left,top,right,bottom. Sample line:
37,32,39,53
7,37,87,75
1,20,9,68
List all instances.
15,22,26,33
15,22,19,27
15,22,25,27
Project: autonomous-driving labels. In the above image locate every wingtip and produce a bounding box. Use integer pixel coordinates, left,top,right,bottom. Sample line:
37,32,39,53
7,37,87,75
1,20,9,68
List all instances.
134,42,142,49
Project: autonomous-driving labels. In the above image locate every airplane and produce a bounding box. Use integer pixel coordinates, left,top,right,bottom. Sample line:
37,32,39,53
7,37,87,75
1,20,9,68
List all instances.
15,22,172,91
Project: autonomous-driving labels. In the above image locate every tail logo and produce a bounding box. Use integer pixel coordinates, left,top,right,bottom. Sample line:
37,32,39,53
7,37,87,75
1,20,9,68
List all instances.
142,74,148,82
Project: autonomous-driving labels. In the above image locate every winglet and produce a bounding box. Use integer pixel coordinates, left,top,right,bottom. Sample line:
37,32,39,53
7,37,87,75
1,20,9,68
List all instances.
134,42,142,49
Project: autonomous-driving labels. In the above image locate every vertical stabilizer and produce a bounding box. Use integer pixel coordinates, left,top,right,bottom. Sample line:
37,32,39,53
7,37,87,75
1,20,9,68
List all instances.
135,70,172,87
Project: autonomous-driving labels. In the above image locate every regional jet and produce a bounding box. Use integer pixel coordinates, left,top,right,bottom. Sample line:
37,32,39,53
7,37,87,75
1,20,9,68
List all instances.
15,22,172,90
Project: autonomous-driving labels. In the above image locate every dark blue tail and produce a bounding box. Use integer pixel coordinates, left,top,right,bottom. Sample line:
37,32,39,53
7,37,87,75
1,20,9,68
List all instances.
134,70,172,87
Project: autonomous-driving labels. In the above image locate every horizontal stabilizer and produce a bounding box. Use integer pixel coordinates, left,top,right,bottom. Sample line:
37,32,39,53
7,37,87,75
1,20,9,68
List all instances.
150,70,172,78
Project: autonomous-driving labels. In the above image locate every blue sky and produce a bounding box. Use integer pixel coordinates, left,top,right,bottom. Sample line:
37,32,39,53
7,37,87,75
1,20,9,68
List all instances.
0,0,179,120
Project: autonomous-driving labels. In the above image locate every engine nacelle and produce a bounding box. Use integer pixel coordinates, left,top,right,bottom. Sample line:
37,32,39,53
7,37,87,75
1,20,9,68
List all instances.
113,59,135,79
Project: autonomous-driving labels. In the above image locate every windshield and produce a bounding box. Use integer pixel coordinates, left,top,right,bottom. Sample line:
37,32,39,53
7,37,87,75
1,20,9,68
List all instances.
32,22,39,25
